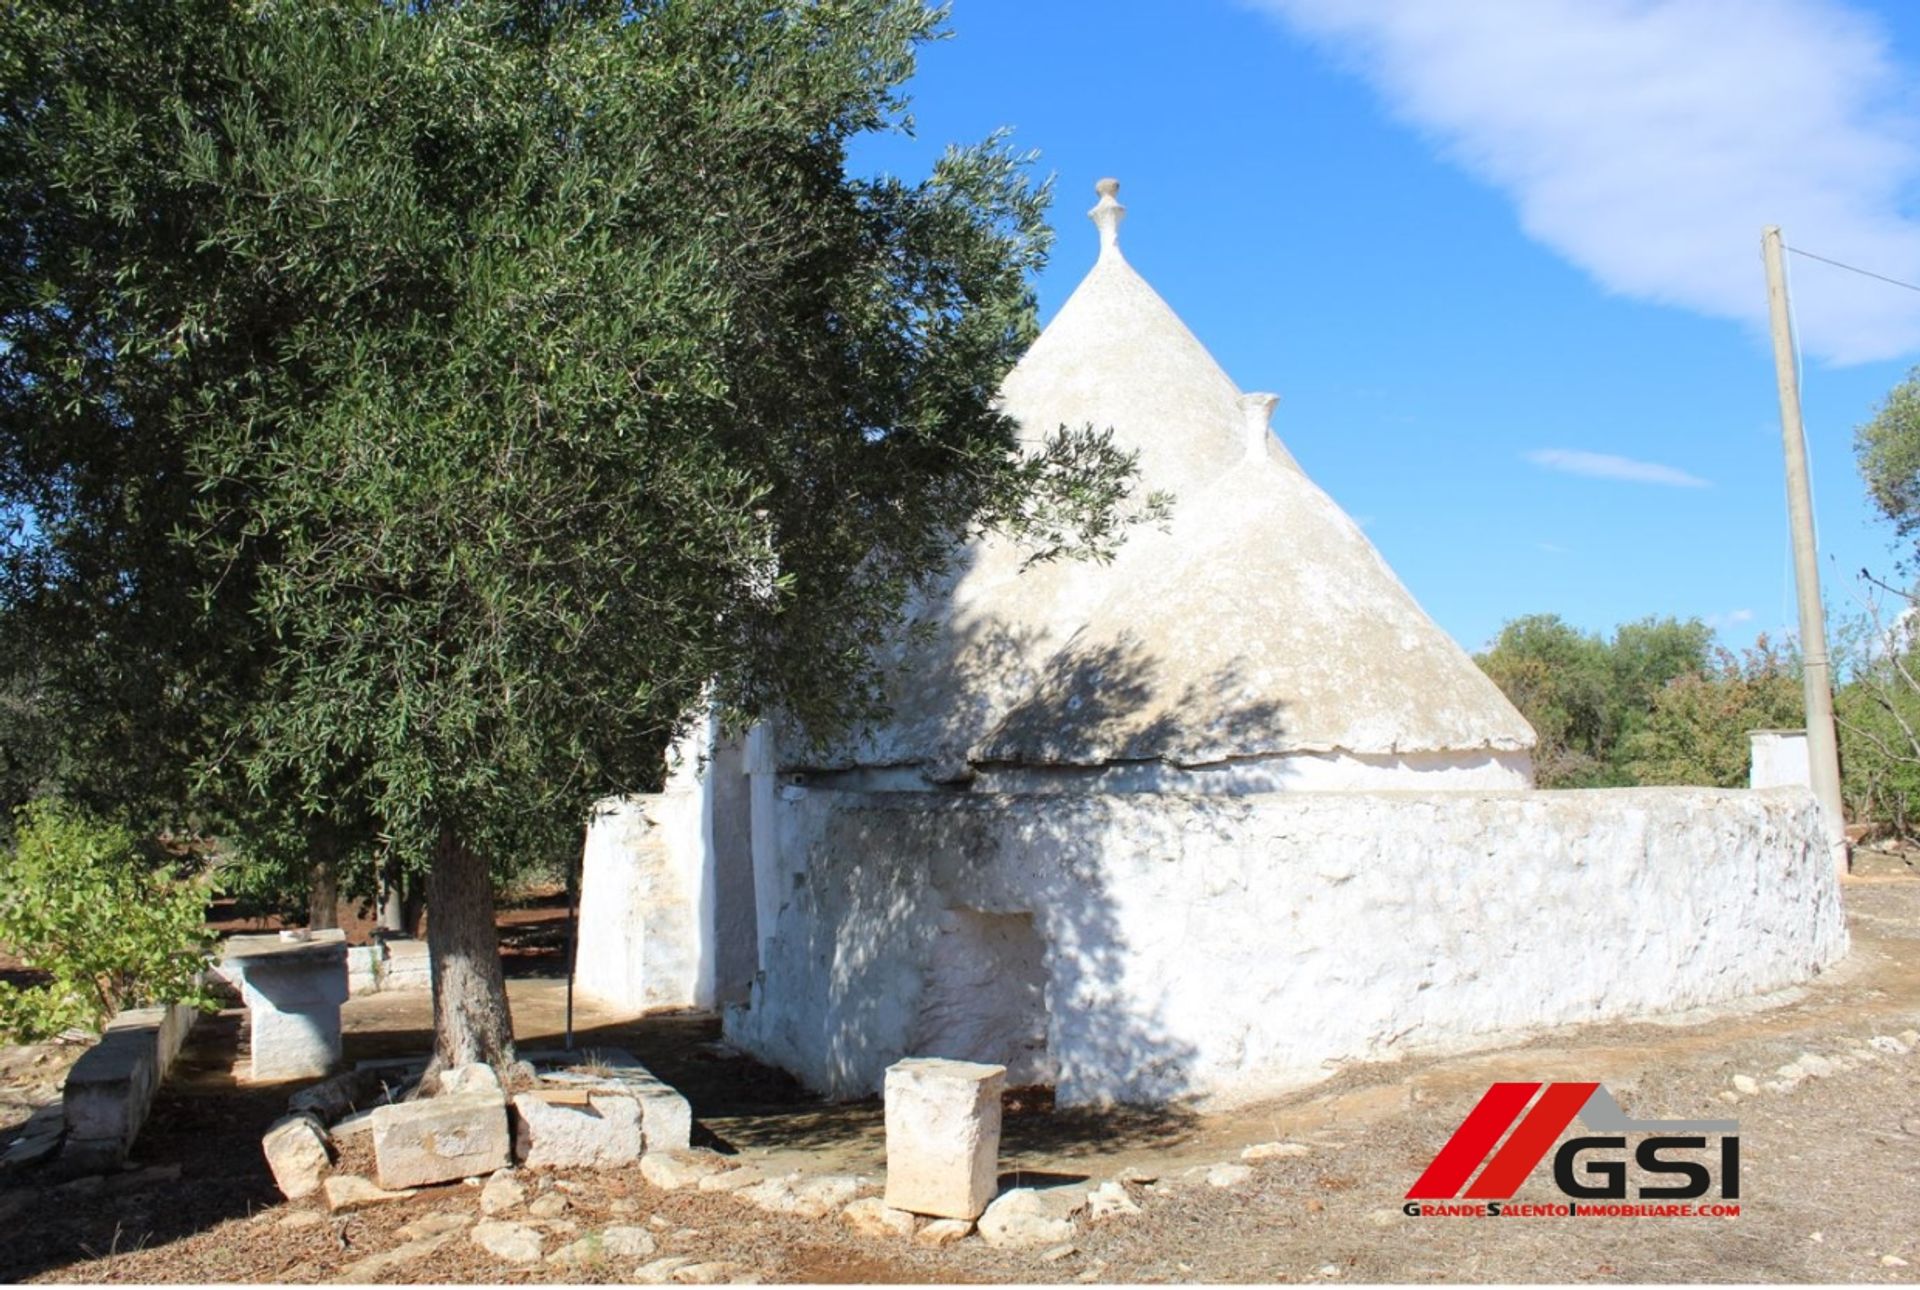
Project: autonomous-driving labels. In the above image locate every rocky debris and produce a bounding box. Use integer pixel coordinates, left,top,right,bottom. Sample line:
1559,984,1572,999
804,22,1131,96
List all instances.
371,1091,511,1189
978,1187,1086,1249
1040,1243,1079,1263
1205,1164,1255,1189
842,1196,920,1238
480,1169,526,1215
440,1063,503,1096
1114,1165,1158,1185
602,1225,660,1259
1242,1141,1311,1162
1086,1180,1141,1223
331,1231,452,1283
882,1057,1005,1221
1796,1052,1837,1079
698,1164,765,1193
262,1113,334,1201
633,1256,696,1284
513,1091,644,1169
914,1218,975,1247
277,1210,326,1230
471,1218,545,1264
288,1069,375,1123
1881,1255,1911,1268
395,1211,472,1241
1732,1074,1760,1095
330,1110,376,1141
546,1234,608,1268
673,1260,746,1284
737,1172,865,1220
1,1105,66,1169
1871,1035,1912,1056
640,1149,732,1191
528,1191,570,1219
322,1173,417,1213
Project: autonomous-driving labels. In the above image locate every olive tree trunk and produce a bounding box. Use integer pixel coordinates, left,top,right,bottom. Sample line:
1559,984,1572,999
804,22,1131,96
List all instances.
423,827,516,1074
307,854,339,931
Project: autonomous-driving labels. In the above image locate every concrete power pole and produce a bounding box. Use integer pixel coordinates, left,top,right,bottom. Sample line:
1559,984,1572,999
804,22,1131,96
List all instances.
1762,225,1849,878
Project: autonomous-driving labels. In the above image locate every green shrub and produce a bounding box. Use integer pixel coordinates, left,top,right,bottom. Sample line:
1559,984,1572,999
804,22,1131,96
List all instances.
0,799,216,1042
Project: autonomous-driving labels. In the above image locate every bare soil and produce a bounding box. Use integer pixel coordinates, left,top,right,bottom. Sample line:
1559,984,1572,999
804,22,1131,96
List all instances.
1,871,1917,1284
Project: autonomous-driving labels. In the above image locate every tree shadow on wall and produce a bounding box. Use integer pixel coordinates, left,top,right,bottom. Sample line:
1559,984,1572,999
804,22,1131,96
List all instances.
767,628,1289,1158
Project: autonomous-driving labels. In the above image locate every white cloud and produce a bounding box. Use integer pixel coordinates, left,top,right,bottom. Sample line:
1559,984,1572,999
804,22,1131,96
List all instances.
1706,607,1757,629
1525,448,1710,486
1251,0,1920,364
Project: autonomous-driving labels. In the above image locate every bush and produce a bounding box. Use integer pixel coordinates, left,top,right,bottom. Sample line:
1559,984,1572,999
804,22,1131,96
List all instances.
0,799,215,1042
1621,637,1803,788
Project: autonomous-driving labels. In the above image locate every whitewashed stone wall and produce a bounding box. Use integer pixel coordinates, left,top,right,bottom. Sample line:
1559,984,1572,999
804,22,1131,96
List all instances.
726,785,1848,1107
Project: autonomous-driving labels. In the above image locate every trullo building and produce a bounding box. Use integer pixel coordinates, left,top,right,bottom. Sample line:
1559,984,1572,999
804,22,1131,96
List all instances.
576,181,1847,1107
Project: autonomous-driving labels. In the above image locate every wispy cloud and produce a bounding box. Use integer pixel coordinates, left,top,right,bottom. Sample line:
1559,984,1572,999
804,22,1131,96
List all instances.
1525,448,1710,487
1250,0,1920,364
1537,541,1570,555
1706,607,1757,630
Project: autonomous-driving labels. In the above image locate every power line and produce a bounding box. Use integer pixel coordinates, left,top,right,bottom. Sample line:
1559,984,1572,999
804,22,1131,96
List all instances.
1786,244,1920,295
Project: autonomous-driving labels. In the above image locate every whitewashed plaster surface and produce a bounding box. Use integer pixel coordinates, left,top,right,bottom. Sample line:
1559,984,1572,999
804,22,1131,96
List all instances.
725,785,1848,1107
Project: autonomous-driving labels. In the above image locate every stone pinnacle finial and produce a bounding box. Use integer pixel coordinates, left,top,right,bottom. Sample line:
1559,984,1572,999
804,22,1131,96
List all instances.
1239,392,1280,461
1089,178,1125,257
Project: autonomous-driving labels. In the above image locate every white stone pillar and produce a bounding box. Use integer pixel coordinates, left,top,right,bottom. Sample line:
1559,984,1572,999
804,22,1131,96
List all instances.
221,930,349,1081
883,1057,1007,1220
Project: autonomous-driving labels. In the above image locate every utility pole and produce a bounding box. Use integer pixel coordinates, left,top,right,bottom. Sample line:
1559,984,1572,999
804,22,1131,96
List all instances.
1762,225,1849,878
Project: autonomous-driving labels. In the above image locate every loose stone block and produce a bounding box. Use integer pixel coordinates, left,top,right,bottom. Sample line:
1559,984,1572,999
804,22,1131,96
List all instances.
843,1196,921,1238
977,1187,1084,1248
371,1092,511,1189
512,1092,643,1169
323,1173,417,1212
882,1057,1005,1220
262,1112,334,1200
471,1219,544,1264
221,931,349,1082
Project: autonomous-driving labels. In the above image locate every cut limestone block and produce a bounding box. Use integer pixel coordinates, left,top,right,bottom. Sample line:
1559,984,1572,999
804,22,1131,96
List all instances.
371,1092,511,1189
262,1112,334,1200
512,1092,643,1169
882,1057,1005,1220
221,931,349,1082
61,1002,199,1170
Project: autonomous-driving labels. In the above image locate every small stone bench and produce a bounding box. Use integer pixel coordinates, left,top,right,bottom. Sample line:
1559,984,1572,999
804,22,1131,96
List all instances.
221,930,349,1081
62,1001,199,1170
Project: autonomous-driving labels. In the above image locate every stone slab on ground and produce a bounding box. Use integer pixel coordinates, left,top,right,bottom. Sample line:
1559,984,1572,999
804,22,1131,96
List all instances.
512,1091,643,1169
977,1186,1087,1249
371,1091,511,1189
329,1231,451,1284
914,1218,975,1247
471,1219,545,1264
882,1057,1005,1220
639,1149,732,1191
261,1112,333,1200
737,1172,865,1220
323,1173,417,1213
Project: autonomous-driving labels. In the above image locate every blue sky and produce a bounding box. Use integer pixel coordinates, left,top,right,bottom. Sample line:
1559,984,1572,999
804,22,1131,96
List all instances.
849,0,1920,656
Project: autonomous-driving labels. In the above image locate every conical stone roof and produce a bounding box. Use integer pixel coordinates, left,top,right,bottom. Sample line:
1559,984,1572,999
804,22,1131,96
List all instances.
803,180,1535,775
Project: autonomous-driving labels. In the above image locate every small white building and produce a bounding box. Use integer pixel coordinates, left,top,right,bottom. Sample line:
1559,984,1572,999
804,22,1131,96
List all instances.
577,182,1848,1107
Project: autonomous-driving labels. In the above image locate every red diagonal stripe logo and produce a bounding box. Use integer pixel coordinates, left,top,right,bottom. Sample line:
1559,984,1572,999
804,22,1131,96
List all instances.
1463,1081,1598,1199
1405,1082,1539,1199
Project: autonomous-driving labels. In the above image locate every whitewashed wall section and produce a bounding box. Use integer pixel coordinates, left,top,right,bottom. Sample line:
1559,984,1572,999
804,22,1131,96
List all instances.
725,786,1848,1107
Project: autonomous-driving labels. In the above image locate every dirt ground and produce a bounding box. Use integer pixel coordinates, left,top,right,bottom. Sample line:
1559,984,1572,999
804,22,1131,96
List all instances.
1,868,1918,1284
